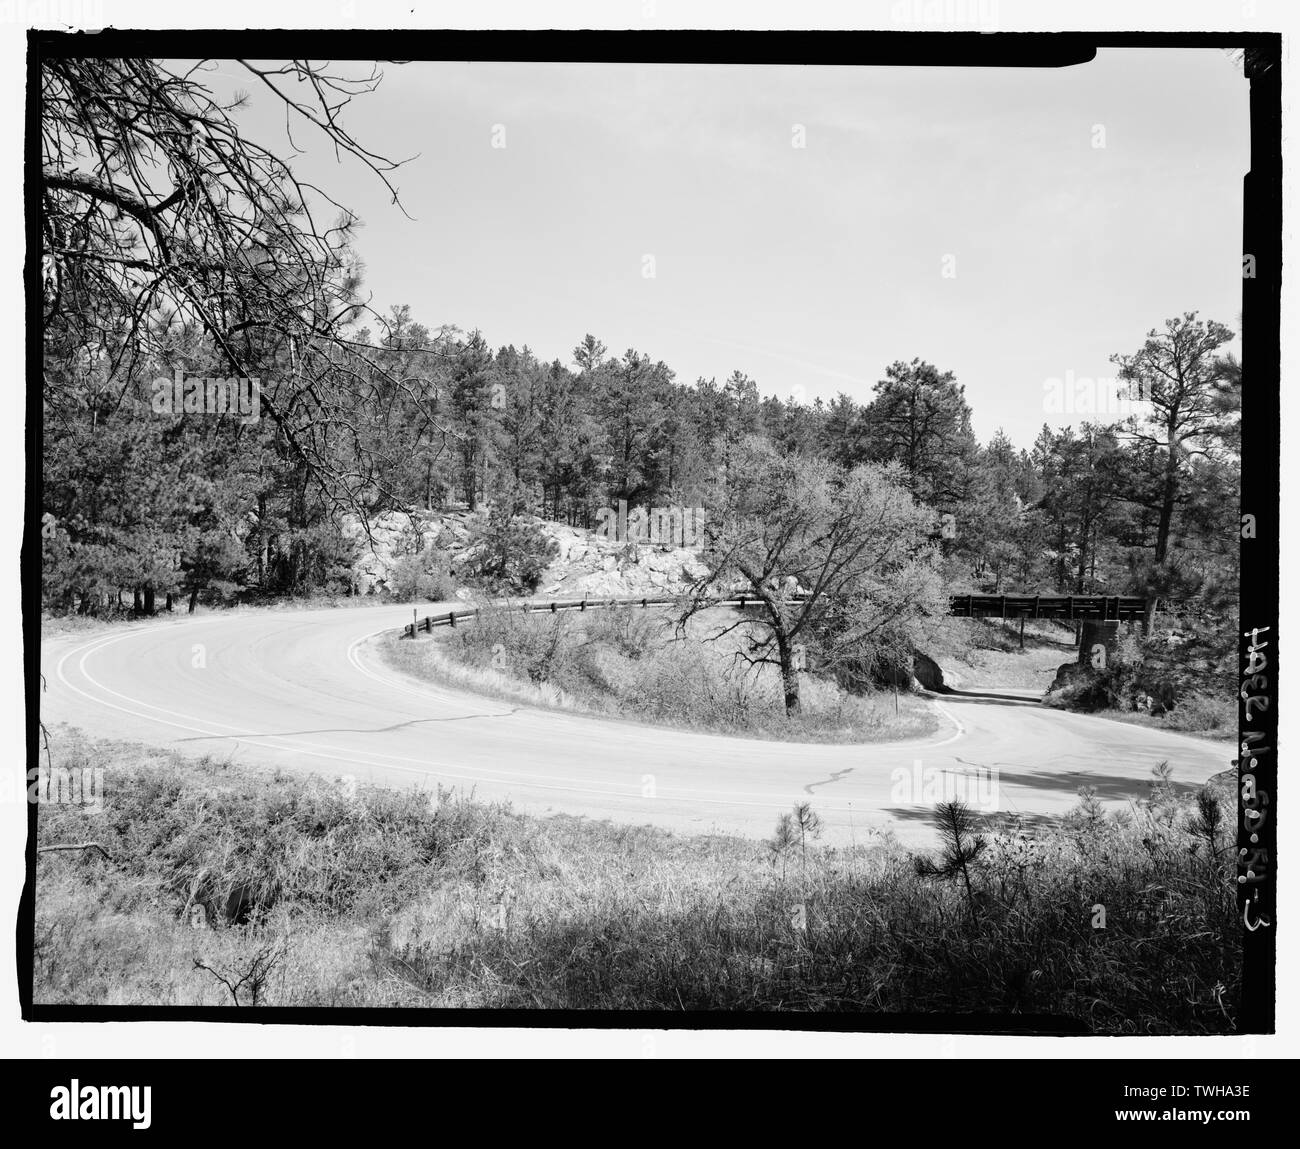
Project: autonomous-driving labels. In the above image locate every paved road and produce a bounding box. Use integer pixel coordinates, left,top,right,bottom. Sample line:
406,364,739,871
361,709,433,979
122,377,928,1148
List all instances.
41,604,1233,847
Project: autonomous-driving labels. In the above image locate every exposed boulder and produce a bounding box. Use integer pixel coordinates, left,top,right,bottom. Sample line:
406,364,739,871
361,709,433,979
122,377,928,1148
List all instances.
912,651,948,692
833,649,948,694
1043,661,1109,711
339,507,709,601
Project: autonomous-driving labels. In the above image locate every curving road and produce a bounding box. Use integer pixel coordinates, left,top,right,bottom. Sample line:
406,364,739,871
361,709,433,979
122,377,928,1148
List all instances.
40,604,1233,847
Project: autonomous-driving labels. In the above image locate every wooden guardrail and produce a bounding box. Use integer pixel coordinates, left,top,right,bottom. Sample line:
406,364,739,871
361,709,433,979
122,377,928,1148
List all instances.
403,592,1148,637
406,594,749,637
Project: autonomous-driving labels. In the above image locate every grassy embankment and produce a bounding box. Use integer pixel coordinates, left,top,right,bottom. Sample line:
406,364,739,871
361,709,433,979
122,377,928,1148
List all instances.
1075,695,1236,739
382,602,938,744
34,732,1240,1028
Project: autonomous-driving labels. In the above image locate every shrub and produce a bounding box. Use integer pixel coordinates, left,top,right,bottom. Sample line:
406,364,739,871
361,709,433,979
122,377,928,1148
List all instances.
446,601,573,683
1164,691,1235,733
1047,622,1237,725
459,505,558,594
388,551,456,602
1099,622,1235,714
36,739,1241,1027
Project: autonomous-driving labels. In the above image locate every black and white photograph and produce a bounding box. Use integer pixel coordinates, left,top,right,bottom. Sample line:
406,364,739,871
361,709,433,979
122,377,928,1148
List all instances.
7,0,1293,1082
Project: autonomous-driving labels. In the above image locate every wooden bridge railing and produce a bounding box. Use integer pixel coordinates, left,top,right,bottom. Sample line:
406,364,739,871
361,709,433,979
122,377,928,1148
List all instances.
947,594,1148,621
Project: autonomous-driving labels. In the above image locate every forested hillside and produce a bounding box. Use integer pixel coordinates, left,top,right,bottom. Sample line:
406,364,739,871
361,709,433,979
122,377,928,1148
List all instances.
42,306,1242,624
40,59,1242,674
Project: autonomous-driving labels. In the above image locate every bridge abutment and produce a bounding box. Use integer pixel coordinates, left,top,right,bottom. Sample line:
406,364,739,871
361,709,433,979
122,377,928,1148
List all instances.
1078,619,1122,671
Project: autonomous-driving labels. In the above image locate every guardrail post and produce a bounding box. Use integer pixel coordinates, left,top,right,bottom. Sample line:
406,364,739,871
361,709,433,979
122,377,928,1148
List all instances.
449,610,456,628
580,599,586,612
550,601,557,613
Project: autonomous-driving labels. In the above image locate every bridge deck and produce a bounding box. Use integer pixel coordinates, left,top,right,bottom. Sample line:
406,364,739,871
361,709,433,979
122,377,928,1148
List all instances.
948,594,1147,621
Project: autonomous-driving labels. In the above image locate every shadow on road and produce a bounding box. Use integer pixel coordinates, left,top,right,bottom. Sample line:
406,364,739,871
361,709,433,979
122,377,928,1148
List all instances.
993,768,1201,801
932,687,1045,706
885,806,1062,831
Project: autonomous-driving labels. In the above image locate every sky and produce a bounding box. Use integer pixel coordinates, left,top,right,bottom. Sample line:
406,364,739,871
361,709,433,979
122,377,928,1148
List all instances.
210,50,1249,448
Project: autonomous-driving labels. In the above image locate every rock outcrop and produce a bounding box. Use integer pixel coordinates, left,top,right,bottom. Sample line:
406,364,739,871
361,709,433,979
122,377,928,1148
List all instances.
340,509,467,597
339,508,708,600
1042,660,1109,711
911,652,948,692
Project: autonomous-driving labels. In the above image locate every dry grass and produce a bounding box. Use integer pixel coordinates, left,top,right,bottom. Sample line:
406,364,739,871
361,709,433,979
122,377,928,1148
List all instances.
383,603,937,744
1080,695,1237,741
33,733,1240,1029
